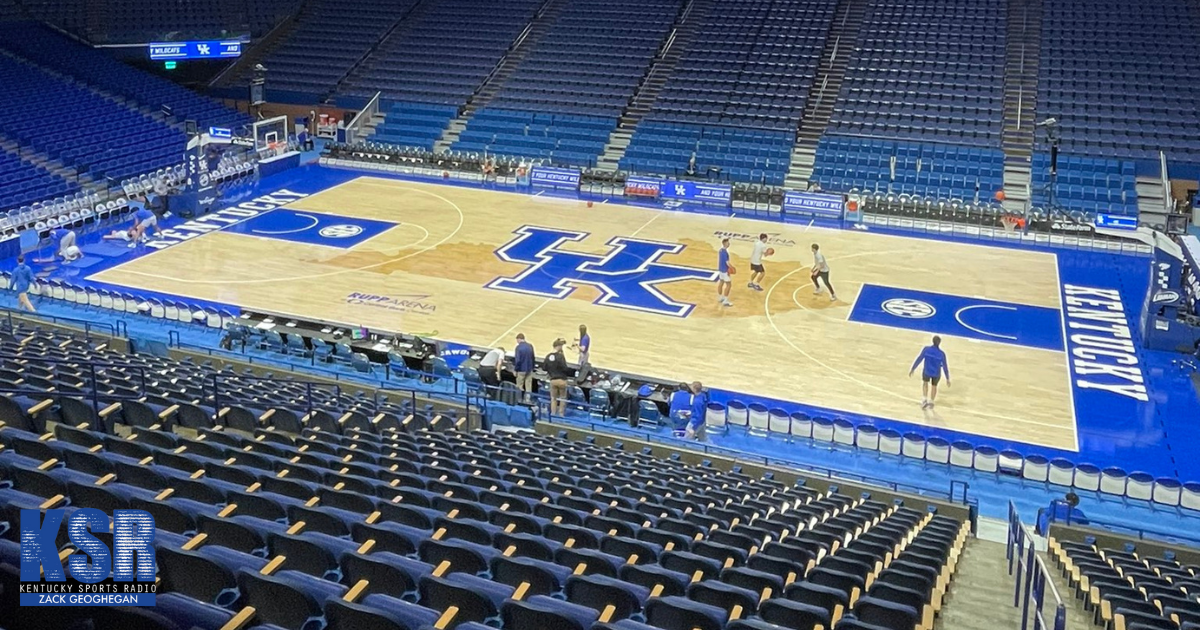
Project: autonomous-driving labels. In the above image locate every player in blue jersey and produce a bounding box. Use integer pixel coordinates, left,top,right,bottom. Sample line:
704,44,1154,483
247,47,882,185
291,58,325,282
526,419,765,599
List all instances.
127,198,160,246
716,238,732,307
10,255,35,312
51,227,80,262
909,335,951,409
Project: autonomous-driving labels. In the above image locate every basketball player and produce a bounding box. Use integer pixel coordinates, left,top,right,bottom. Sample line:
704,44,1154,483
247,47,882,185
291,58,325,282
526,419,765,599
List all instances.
748,233,771,291
909,335,951,409
52,227,80,262
11,255,35,312
127,198,160,246
716,238,732,307
102,228,134,242
810,243,836,301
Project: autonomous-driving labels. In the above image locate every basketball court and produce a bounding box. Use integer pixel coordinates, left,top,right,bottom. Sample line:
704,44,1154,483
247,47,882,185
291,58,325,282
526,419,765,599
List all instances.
84,175,1083,450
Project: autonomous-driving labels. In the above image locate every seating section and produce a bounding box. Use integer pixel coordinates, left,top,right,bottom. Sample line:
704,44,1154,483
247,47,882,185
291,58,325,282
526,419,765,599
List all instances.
0,56,184,182
339,0,542,107
490,0,681,117
19,0,298,41
827,0,1006,145
620,122,794,185
1049,534,1200,630
648,0,835,129
0,0,21,20
260,0,417,101
452,109,614,167
1030,154,1138,216
1038,0,1200,161
0,322,971,630
0,23,249,131
813,136,1003,200
0,147,78,213
369,102,462,152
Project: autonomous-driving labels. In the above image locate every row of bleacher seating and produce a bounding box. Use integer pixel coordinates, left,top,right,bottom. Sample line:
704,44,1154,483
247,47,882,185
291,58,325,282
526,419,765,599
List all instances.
16,0,298,41
0,146,78,213
452,108,616,168
0,23,250,131
338,0,542,107
647,0,834,130
261,0,417,99
812,135,1003,200
1049,534,1200,630
369,102,461,152
1036,0,1200,160
0,376,969,630
828,0,1006,146
488,0,681,118
620,122,794,185
0,54,185,182
1030,154,1138,216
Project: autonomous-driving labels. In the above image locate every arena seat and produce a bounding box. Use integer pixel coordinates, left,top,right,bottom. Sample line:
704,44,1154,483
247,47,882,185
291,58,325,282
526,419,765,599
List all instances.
0,23,250,131
1037,0,1200,162
339,0,542,108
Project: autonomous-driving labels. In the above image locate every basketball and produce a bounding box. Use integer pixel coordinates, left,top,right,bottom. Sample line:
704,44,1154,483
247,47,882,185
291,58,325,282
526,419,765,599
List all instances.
728,264,737,276
765,247,775,256
587,201,593,208
994,190,1006,201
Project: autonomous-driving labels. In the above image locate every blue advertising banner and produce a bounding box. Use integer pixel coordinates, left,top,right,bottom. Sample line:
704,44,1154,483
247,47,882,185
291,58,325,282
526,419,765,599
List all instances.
661,180,731,206
1094,213,1138,231
624,176,663,198
148,41,242,60
530,166,580,191
783,191,845,219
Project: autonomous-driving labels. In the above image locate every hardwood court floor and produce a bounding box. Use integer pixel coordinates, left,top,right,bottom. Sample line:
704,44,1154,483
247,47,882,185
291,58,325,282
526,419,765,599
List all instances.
91,176,1076,449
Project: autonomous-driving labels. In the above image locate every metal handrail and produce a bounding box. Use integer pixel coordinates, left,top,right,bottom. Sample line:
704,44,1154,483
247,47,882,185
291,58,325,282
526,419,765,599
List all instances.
0,305,117,340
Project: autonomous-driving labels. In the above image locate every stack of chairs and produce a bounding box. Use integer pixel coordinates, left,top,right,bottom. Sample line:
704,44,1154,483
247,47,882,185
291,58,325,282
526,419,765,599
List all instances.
1048,534,1200,630
338,0,542,108
827,0,1006,146
1,407,970,630
255,0,418,102
0,55,184,182
1038,0,1200,161
0,23,251,131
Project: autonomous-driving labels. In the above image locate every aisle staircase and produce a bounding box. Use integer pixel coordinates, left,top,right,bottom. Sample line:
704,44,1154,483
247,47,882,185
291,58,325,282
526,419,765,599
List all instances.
432,0,569,152
999,0,1043,213
595,0,713,170
784,0,869,188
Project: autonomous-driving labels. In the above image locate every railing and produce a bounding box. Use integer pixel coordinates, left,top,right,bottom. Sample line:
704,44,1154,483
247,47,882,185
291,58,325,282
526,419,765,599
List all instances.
1040,499,1200,548
0,353,151,430
1008,502,1068,630
345,91,381,145
539,408,970,505
0,305,117,340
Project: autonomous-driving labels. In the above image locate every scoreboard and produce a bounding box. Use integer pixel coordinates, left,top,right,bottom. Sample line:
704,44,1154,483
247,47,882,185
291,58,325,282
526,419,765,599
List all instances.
148,41,242,61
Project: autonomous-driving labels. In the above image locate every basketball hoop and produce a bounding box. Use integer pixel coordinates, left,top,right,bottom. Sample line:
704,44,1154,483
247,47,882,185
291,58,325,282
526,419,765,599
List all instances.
1000,214,1025,233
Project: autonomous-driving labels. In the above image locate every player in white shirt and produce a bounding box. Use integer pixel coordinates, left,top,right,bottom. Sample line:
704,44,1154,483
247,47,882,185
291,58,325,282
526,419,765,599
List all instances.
811,243,837,301
747,233,773,291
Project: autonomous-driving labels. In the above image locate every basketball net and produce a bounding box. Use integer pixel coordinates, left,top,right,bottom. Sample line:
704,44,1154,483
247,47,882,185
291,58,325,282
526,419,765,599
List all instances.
1001,214,1021,233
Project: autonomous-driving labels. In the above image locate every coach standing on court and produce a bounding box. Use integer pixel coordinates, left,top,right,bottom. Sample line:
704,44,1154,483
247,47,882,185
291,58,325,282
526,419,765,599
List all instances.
513,333,535,402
